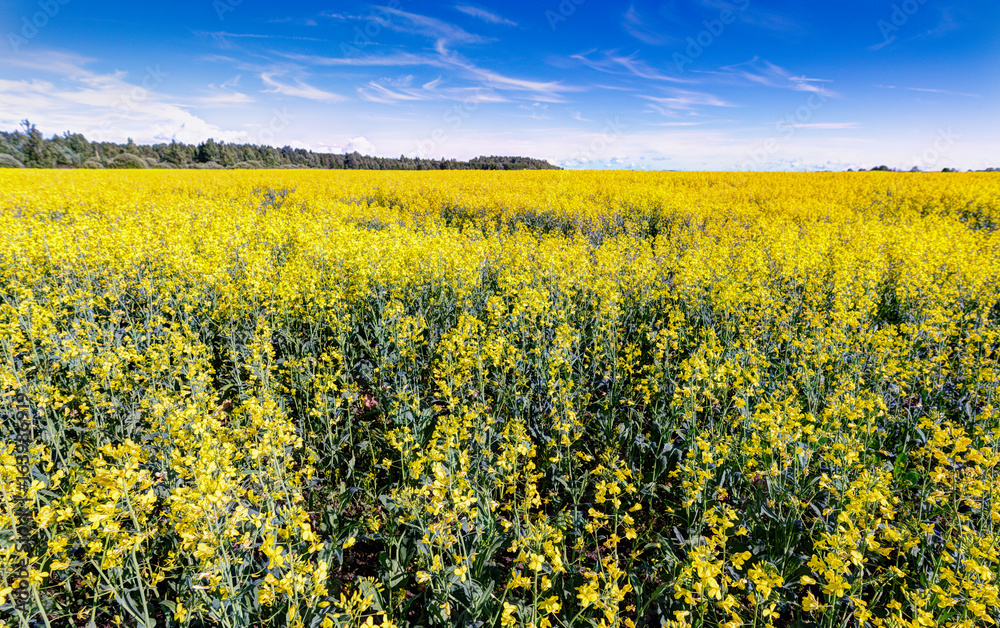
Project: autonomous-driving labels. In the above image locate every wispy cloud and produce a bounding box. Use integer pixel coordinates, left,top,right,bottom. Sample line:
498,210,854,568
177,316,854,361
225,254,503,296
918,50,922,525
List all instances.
381,7,492,54
570,50,687,83
191,76,254,107
200,31,325,43
641,89,736,113
358,77,432,104
651,121,708,127
260,72,345,102
444,86,510,103
193,91,254,107
269,16,319,26
356,73,515,104
515,102,550,120
465,67,563,94
695,0,799,31
455,6,517,27
786,122,859,130
870,8,960,50
277,51,444,68
915,9,960,40
874,84,981,98
1,50,130,89
431,54,578,103
622,6,671,46
279,46,568,104
700,58,835,97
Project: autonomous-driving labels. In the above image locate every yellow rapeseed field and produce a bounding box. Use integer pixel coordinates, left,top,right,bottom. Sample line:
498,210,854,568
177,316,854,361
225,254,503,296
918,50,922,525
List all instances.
1,169,999,627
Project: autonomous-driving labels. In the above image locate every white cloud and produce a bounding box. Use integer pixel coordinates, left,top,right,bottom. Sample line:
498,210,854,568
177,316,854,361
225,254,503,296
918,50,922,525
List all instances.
700,58,836,97
874,84,981,98
0,52,249,144
651,121,708,127
358,81,431,104
343,136,376,154
623,6,671,46
455,6,517,26
277,51,445,68
786,122,859,130
570,50,688,83
193,92,255,107
200,31,324,43
451,60,576,103
260,73,345,102
641,90,736,112
381,7,492,54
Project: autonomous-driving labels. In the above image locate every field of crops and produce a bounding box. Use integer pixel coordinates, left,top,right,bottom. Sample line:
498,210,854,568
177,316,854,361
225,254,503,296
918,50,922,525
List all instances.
1,170,999,628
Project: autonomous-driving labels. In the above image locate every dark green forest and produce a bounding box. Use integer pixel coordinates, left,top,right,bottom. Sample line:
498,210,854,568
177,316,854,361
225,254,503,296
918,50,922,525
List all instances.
0,121,561,171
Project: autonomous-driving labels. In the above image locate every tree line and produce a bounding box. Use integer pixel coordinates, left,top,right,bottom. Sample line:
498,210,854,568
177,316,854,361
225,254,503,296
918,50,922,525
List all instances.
0,121,561,171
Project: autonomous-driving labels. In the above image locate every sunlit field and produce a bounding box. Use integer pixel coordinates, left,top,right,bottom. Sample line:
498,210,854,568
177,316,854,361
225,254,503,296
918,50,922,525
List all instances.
2,170,999,628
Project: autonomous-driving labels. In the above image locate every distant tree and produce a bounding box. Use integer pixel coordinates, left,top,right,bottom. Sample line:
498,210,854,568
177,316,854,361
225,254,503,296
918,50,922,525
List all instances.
107,153,148,169
0,154,25,168
20,120,55,167
164,140,185,166
51,144,81,167
0,124,564,171
195,139,221,164
62,132,93,159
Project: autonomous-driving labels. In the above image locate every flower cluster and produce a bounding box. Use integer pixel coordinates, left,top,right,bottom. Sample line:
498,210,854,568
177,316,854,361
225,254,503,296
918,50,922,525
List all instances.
1,169,999,626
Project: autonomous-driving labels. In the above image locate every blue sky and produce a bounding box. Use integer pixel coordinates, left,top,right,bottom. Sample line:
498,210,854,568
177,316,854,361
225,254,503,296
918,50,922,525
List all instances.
1,0,997,170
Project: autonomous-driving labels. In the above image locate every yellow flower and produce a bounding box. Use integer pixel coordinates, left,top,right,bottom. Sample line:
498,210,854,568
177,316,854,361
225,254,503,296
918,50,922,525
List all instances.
528,553,545,572
802,592,825,613
578,579,600,608
501,601,518,627
538,595,561,614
